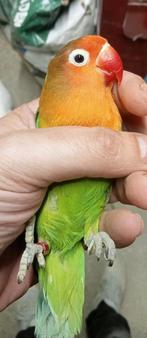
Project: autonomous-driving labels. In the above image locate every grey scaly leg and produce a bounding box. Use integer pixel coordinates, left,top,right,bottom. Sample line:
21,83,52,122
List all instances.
85,232,116,266
17,216,46,284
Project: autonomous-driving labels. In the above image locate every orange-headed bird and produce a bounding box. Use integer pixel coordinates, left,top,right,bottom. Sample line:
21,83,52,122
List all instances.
18,35,123,338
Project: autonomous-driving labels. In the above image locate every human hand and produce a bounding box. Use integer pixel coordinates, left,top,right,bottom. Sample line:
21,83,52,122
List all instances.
0,71,147,309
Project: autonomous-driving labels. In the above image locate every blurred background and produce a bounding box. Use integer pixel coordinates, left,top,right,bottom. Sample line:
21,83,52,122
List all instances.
0,1,147,337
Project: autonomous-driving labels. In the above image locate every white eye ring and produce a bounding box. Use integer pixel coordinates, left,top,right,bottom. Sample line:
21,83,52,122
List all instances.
68,49,90,67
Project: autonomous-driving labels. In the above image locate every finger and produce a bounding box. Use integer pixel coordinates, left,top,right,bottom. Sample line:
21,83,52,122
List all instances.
0,238,36,311
99,208,144,248
26,99,39,115
1,127,147,187
0,99,39,137
113,171,147,209
112,70,147,133
114,71,147,117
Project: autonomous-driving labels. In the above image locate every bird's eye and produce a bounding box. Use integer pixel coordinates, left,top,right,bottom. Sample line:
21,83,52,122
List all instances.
68,49,89,67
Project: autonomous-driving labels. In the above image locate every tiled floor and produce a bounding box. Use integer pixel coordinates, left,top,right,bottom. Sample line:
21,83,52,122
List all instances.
0,29,147,338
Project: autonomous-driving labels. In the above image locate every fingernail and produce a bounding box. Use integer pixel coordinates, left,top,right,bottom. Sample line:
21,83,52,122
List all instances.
137,136,147,159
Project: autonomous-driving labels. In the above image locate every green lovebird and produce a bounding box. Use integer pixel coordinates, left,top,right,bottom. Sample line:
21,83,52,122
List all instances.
17,35,123,338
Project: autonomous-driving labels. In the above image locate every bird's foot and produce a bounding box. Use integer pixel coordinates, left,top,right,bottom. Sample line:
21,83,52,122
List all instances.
85,232,116,266
17,242,48,284
17,216,49,284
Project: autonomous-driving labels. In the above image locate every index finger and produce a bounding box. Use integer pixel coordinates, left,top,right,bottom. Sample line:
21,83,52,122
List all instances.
115,71,147,117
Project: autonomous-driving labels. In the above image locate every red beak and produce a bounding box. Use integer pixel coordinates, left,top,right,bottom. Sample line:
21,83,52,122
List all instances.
96,43,123,85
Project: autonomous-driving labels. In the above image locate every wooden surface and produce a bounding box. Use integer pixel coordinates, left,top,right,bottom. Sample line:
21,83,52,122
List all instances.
100,0,147,77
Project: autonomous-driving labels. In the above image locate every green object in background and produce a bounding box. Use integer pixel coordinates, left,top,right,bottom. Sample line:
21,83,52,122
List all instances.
0,0,66,47
11,0,65,47
0,0,14,23
0,0,96,81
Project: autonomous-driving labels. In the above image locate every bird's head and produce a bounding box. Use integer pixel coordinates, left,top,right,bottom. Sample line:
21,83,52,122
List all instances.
49,35,123,87
41,35,123,129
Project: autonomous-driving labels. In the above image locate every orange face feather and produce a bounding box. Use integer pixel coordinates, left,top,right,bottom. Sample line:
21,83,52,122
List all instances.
39,35,123,130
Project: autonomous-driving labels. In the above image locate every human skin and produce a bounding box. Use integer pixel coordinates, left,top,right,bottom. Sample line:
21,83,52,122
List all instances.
0,71,147,310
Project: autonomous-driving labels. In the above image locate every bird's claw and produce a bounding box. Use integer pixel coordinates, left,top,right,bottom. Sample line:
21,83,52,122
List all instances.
17,242,48,284
17,216,50,284
85,231,116,266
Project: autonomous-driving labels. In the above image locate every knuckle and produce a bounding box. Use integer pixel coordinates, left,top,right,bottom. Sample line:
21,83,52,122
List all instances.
96,128,121,160
84,128,122,177
129,133,144,168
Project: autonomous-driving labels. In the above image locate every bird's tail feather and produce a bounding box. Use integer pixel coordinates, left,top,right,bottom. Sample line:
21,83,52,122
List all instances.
35,242,85,338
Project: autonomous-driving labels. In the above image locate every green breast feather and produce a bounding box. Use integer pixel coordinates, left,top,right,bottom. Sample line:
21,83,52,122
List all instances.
36,178,111,251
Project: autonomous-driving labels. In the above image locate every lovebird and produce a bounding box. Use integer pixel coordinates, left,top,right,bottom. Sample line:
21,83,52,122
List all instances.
17,35,123,338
